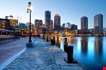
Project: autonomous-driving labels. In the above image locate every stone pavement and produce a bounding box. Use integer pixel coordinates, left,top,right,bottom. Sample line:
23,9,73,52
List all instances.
3,38,84,70
0,35,14,39
0,38,28,70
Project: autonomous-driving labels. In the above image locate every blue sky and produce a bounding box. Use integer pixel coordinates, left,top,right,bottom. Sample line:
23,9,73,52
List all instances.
0,0,106,29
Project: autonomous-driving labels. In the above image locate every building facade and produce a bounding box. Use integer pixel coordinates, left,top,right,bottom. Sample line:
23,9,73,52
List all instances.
94,14,103,34
62,23,65,30
0,19,9,29
54,14,61,31
0,18,18,30
70,24,77,30
0,18,18,35
45,10,51,27
35,19,43,35
48,20,53,32
81,16,88,33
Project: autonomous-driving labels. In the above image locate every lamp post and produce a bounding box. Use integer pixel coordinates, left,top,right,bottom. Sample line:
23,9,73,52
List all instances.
26,2,33,47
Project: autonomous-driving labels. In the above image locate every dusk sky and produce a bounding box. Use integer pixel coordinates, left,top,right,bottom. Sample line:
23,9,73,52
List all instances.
0,0,106,29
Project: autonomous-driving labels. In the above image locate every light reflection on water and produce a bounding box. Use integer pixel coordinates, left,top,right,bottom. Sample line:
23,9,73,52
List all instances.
60,36,106,70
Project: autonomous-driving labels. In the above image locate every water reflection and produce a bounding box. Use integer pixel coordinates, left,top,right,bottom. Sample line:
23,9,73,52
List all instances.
60,36,106,70
68,36,75,45
81,37,88,55
60,36,76,51
95,37,103,58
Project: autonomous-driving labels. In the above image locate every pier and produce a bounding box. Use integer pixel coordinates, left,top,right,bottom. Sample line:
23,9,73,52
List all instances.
1,37,84,70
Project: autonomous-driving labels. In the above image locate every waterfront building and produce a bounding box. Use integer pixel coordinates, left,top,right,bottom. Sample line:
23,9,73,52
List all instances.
62,23,65,29
67,22,71,29
0,18,18,35
81,16,88,33
35,19,43,35
70,24,77,30
45,10,51,30
9,19,18,29
54,14,61,31
94,14,103,34
48,20,53,32
18,23,27,36
0,18,10,29
41,24,47,33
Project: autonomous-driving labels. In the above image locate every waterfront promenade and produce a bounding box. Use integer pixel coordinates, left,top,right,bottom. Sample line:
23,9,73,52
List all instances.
0,38,27,70
0,37,83,70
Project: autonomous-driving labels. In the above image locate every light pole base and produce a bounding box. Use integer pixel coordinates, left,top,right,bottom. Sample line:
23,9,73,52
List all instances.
26,42,34,48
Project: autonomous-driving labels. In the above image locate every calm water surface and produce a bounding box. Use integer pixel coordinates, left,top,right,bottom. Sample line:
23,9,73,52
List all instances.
60,37,106,70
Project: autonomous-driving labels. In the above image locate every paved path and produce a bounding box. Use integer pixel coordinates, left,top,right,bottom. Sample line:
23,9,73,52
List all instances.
0,38,28,70
0,38,19,45
3,38,84,70
0,35,14,39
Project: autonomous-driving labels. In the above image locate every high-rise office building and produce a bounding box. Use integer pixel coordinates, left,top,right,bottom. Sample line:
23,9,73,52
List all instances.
94,14,103,34
35,19,43,28
47,20,53,32
35,19,43,35
54,14,61,30
45,10,51,25
45,10,51,31
81,16,88,33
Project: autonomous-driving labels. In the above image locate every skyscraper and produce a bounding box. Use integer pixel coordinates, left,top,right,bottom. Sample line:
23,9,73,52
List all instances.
54,14,61,31
81,16,88,33
47,20,53,32
45,10,51,25
45,10,51,31
35,19,43,35
94,14,103,34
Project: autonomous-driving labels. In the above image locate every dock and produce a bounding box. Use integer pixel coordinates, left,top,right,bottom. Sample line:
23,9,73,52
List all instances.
2,38,84,70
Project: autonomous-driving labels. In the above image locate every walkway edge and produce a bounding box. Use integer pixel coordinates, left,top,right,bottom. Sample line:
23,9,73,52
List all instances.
0,48,26,70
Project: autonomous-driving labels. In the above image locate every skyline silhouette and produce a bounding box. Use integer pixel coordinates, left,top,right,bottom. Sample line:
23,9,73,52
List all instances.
0,0,105,29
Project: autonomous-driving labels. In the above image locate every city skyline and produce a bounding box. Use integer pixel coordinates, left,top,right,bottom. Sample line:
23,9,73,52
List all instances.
0,0,106,29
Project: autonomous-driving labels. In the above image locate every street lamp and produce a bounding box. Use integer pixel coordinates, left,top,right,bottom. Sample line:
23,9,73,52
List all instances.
26,2,33,47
